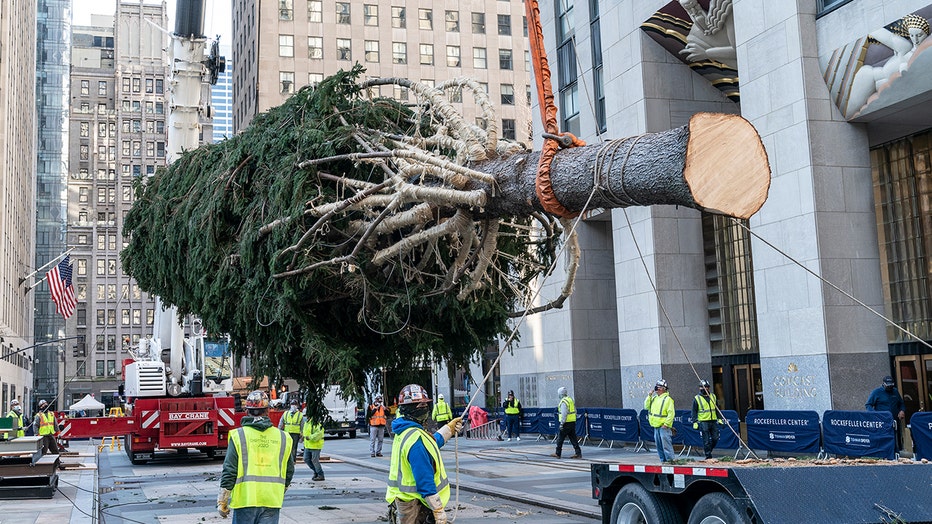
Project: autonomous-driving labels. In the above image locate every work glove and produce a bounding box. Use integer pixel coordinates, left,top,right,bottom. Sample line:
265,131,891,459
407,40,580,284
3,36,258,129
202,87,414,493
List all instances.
717,419,725,425
425,493,448,524
692,422,699,430
217,488,231,518
437,416,464,441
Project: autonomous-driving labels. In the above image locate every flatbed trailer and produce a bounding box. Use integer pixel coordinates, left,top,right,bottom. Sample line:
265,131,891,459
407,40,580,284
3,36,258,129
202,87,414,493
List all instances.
591,461,932,523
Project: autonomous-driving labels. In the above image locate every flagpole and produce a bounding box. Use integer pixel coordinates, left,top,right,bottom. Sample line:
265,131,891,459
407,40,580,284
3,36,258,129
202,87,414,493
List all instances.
20,247,74,288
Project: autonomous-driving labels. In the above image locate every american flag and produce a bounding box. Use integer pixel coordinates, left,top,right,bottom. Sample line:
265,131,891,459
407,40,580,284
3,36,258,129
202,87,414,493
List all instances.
47,255,77,319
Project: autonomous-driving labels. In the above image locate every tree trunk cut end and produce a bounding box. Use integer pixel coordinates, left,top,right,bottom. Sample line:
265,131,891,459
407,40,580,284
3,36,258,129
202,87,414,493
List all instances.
685,112,771,220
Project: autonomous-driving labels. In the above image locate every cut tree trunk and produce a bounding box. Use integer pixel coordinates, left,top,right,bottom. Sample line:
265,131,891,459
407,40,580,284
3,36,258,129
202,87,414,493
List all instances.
468,113,770,220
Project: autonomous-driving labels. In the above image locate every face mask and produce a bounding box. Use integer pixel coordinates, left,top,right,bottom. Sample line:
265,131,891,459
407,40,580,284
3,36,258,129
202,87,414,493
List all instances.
289,406,297,412
13,407,21,414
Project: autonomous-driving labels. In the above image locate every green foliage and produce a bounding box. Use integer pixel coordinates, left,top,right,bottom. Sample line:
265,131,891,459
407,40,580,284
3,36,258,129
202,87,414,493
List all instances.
122,67,556,408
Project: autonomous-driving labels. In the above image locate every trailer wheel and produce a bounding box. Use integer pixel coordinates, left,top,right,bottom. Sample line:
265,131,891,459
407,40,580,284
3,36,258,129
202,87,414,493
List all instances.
610,483,680,524
687,492,750,524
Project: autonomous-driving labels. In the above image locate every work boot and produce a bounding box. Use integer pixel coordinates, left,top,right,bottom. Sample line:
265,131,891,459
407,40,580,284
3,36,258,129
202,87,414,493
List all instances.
371,453,376,457
570,454,582,459
376,453,383,457
312,475,324,481
550,453,561,458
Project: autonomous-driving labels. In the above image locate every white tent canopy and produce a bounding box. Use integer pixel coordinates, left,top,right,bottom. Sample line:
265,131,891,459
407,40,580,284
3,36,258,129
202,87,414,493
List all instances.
69,394,106,411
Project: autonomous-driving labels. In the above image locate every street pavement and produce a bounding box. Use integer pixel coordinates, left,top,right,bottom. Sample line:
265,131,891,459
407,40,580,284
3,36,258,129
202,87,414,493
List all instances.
7,431,687,523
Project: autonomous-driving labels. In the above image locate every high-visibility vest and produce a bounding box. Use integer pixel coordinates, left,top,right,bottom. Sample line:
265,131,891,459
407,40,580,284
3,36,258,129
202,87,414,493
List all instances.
4,411,24,439
432,400,452,422
369,405,387,426
230,426,292,509
645,393,674,428
559,396,576,423
385,426,449,506
694,394,718,421
282,411,302,434
37,412,56,436
302,420,325,450
504,399,520,415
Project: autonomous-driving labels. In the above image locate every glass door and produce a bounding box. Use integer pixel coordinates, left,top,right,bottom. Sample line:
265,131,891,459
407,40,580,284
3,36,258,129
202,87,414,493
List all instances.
733,364,763,420
896,355,931,423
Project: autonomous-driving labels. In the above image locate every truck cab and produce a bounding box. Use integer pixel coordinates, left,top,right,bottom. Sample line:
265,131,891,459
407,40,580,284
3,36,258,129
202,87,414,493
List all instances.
322,385,357,438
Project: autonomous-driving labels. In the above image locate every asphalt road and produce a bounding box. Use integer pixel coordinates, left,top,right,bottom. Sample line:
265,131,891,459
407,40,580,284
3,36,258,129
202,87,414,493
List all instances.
96,434,602,523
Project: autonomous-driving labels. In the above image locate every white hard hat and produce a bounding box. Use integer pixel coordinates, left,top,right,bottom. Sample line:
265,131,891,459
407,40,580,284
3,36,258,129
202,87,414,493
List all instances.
438,394,444,401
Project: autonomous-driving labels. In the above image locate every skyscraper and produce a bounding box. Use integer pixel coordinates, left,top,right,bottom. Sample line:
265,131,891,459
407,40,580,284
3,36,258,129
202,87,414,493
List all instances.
64,2,168,406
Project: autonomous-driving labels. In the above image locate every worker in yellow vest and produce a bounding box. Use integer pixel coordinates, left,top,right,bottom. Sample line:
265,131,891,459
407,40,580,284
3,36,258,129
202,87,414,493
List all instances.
502,390,522,441
34,399,59,454
645,379,676,463
551,387,581,459
385,384,463,524
217,390,295,521
301,415,326,481
692,379,724,460
431,393,452,425
277,399,304,460
4,399,24,440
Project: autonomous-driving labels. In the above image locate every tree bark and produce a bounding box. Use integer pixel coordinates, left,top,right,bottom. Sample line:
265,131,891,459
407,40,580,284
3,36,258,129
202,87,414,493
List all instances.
468,113,770,220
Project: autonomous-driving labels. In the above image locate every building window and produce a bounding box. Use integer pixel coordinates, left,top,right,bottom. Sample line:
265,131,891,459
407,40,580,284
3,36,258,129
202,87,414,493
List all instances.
393,85,409,101
501,84,515,105
364,40,380,62
336,2,350,24
133,309,141,325
590,0,606,133
122,77,130,92
279,0,293,20
419,44,433,65
391,6,405,28
445,10,459,32
446,46,461,67
80,80,89,95
279,35,294,57
499,49,513,70
502,119,516,140
97,310,105,326
471,12,485,33
498,14,511,35
122,309,130,325
308,0,322,22
556,0,579,137
337,38,352,60
107,360,116,376
133,77,141,92
80,122,89,137
77,259,87,275
308,37,323,59
419,8,432,30
364,4,378,26
97,259,106,276
702,214,759,355
155,78,163,93
308,73,323,87
77,361,86,377
280,71,295,94
392,42,407,64
146,309,154,325
96,360,105,377
146,141,155,157
145,78,153,93
473,47,487,69
817,0,853,16
80,145,89,160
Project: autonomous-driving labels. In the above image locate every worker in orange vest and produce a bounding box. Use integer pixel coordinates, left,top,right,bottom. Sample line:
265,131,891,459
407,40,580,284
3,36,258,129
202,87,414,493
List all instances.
367,394,387,457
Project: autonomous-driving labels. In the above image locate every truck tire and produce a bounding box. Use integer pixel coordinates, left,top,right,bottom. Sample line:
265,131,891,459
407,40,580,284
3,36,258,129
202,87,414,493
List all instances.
349,430,357,439
610,483,680,524
687,492,750,524
126,438,147,465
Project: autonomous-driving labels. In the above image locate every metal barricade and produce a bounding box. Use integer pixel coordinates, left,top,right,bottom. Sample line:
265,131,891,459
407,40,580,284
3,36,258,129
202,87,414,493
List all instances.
466,419,503,440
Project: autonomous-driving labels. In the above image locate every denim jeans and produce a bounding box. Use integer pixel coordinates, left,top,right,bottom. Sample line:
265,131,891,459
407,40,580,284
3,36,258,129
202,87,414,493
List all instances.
505,414,520,439
232,506,280,524
653,426,675,462
304,448,324,477
369,425,385,455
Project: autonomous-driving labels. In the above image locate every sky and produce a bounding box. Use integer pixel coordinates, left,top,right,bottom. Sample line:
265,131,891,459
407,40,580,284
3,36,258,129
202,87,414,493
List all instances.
71,0,232,44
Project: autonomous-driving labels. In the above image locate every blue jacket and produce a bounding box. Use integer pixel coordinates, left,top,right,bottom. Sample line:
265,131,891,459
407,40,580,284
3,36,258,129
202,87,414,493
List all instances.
391,416,447,497
865,386,905,417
